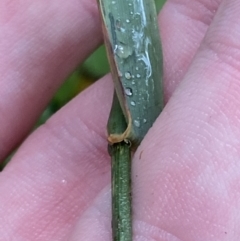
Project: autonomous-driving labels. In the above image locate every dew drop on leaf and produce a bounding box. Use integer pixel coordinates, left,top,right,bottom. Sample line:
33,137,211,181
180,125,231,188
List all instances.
125,87,133,96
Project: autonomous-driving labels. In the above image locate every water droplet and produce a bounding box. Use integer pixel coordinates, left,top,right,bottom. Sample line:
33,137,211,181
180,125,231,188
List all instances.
143,119,147,123
130,101,136,106
125,87,133,96
134,120,140,127
136,67,139,70
116,20,125,32
112,1,116,4
119,27,126,32
136,74,141,78
125,72,131,79
124,139,131,147
126,19,130,23
114,44,133,59
130,11,133,15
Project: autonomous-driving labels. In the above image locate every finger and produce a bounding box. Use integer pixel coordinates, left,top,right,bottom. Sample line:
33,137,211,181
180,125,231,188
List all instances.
0,76,113,240
134,0,240,240
69,186,111,241
160,0,221,100
0,0,102,160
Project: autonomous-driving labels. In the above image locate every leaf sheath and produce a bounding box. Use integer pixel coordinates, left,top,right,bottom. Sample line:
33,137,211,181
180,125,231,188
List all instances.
98,0,164,146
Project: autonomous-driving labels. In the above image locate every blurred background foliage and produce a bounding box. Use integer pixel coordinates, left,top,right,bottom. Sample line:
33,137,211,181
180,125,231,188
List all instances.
1,0,166,170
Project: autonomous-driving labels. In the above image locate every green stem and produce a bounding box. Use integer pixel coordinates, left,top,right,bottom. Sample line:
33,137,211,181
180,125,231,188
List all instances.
108,93,132,241
110,142,132,241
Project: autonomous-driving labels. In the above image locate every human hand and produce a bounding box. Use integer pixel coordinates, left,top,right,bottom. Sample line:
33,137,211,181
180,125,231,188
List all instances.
0,0,238,240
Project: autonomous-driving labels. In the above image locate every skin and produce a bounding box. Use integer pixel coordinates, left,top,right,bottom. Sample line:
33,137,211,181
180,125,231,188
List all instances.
1,0,240,240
